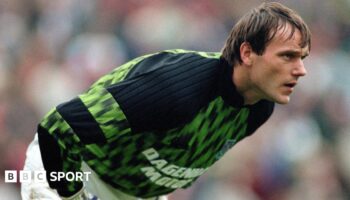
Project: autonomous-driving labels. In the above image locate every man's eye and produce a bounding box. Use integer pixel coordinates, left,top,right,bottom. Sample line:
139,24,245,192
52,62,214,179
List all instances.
283,54,293,60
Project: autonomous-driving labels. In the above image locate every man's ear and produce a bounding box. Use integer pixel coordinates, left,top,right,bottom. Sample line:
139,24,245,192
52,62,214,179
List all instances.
240,42,254,66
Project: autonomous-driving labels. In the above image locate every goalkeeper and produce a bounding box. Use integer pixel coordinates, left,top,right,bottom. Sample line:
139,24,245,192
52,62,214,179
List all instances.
22,2,311,200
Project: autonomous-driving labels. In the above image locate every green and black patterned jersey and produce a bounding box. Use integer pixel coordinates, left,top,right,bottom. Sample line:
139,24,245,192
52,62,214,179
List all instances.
37,49,274,198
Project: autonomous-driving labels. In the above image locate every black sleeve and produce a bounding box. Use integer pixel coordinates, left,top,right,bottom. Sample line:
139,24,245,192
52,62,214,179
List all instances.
37,126,83,197
56,97,107,144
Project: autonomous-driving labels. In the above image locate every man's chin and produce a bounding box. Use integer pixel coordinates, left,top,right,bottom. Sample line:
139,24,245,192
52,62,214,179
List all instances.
275,96,290,104
262,93,291,104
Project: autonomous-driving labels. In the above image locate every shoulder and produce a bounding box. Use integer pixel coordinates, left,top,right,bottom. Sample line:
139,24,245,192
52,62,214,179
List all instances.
124,49,221,79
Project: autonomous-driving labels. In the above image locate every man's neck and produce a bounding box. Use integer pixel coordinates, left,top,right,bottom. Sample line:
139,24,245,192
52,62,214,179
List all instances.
232,65,261,105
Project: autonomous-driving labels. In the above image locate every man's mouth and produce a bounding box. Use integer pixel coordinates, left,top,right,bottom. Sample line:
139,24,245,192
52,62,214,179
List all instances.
284,82,297,88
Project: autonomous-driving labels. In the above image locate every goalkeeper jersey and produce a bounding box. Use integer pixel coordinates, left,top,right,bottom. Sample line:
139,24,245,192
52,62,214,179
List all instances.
37,49,274,198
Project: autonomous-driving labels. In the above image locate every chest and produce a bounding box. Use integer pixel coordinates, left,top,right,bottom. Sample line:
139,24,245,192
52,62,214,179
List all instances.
153,97,250,168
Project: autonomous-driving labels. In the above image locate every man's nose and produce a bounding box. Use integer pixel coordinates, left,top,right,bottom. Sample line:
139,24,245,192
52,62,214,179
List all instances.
292,60,307,77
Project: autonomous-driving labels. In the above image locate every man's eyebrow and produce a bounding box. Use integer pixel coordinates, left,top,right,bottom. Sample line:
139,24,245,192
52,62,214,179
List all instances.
278,49,309,57
277,50,300,56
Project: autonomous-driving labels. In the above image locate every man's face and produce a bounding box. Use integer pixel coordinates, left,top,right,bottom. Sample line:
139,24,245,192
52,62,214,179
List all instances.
249,25,309,104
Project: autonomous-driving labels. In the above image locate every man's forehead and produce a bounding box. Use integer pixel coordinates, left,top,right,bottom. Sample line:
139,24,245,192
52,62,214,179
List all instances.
270,25,309,53
274,24,301,43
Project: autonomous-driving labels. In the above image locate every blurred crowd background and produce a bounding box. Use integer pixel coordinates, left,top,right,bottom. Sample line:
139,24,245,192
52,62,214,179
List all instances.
0,0,350,199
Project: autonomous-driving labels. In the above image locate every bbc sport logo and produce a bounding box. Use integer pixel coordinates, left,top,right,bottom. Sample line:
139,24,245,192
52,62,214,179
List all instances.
4,170,91,183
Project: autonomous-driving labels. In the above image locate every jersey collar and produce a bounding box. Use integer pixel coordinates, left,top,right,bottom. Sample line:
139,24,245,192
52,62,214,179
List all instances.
218,58,246,108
